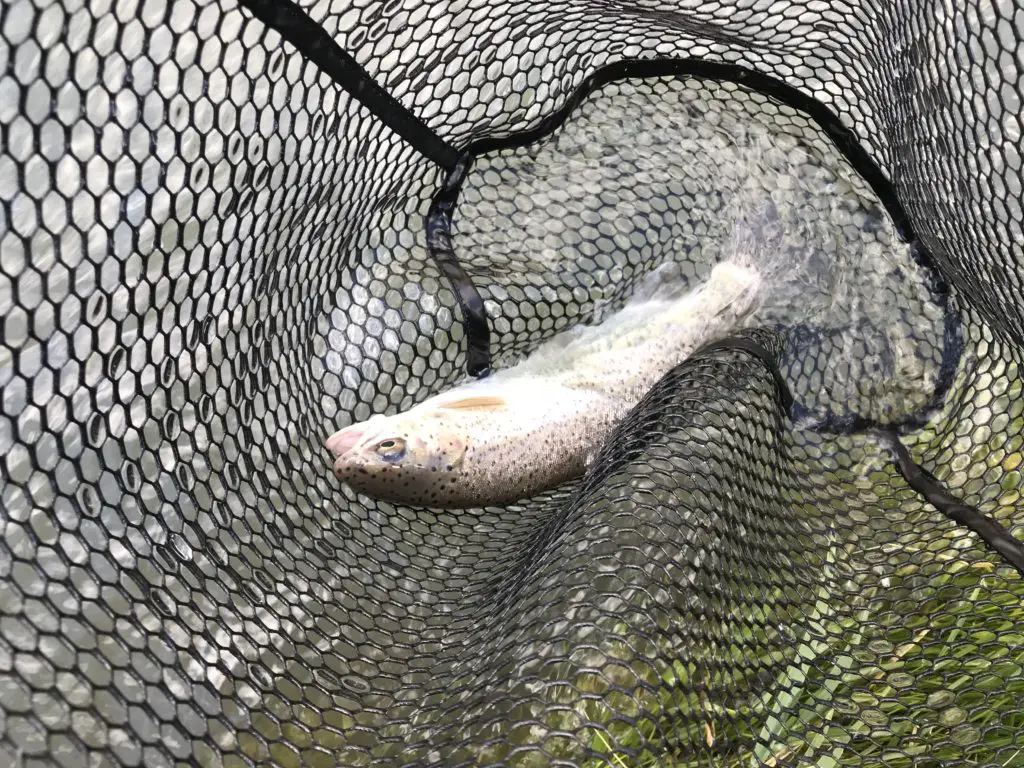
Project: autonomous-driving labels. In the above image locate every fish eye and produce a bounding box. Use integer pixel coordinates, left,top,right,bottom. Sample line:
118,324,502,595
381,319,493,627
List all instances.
375,438,407,462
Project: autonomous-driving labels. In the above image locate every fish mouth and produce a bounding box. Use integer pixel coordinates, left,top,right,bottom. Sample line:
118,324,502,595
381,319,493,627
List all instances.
325,428,364,459
324,415,387,459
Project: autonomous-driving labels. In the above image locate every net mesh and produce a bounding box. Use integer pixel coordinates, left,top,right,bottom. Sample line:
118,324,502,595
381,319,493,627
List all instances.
1,0,1023,767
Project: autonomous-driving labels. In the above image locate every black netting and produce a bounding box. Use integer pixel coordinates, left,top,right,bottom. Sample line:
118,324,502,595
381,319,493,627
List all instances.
2,0,1024,767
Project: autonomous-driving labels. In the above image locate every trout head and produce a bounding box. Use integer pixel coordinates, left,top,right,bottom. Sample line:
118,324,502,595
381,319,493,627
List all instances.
325,411,468,505
324,394,512,507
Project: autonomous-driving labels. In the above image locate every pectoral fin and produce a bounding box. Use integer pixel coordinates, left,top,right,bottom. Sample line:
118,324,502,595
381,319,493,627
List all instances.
448,435,468,469
437,395,508,411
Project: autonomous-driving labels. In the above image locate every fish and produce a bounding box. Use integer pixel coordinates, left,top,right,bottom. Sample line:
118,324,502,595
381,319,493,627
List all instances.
324,260,762,508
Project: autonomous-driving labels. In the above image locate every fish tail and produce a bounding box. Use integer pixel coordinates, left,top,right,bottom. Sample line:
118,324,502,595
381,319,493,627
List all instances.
691,260,763,326
720,200,785,272
628,259,686,303
636,201,779,305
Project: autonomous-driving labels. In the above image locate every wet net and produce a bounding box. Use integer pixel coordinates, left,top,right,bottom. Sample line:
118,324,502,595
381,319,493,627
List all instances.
2,0,1024,766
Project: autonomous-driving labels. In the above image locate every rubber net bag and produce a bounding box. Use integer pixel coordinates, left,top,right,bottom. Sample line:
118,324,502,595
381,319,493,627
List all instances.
1,0,1023,766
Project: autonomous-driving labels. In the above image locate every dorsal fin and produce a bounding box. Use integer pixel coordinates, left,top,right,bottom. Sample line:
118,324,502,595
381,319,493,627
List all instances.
436,395,508,411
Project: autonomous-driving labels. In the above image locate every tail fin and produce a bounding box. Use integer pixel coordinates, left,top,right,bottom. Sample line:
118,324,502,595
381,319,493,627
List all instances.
721,199,786,275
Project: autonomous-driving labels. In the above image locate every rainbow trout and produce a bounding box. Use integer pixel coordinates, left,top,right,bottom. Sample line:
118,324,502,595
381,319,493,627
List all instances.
325,260,761,507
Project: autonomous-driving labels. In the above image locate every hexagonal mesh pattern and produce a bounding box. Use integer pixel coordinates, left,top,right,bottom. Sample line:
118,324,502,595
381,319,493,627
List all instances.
1,0,1023,767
